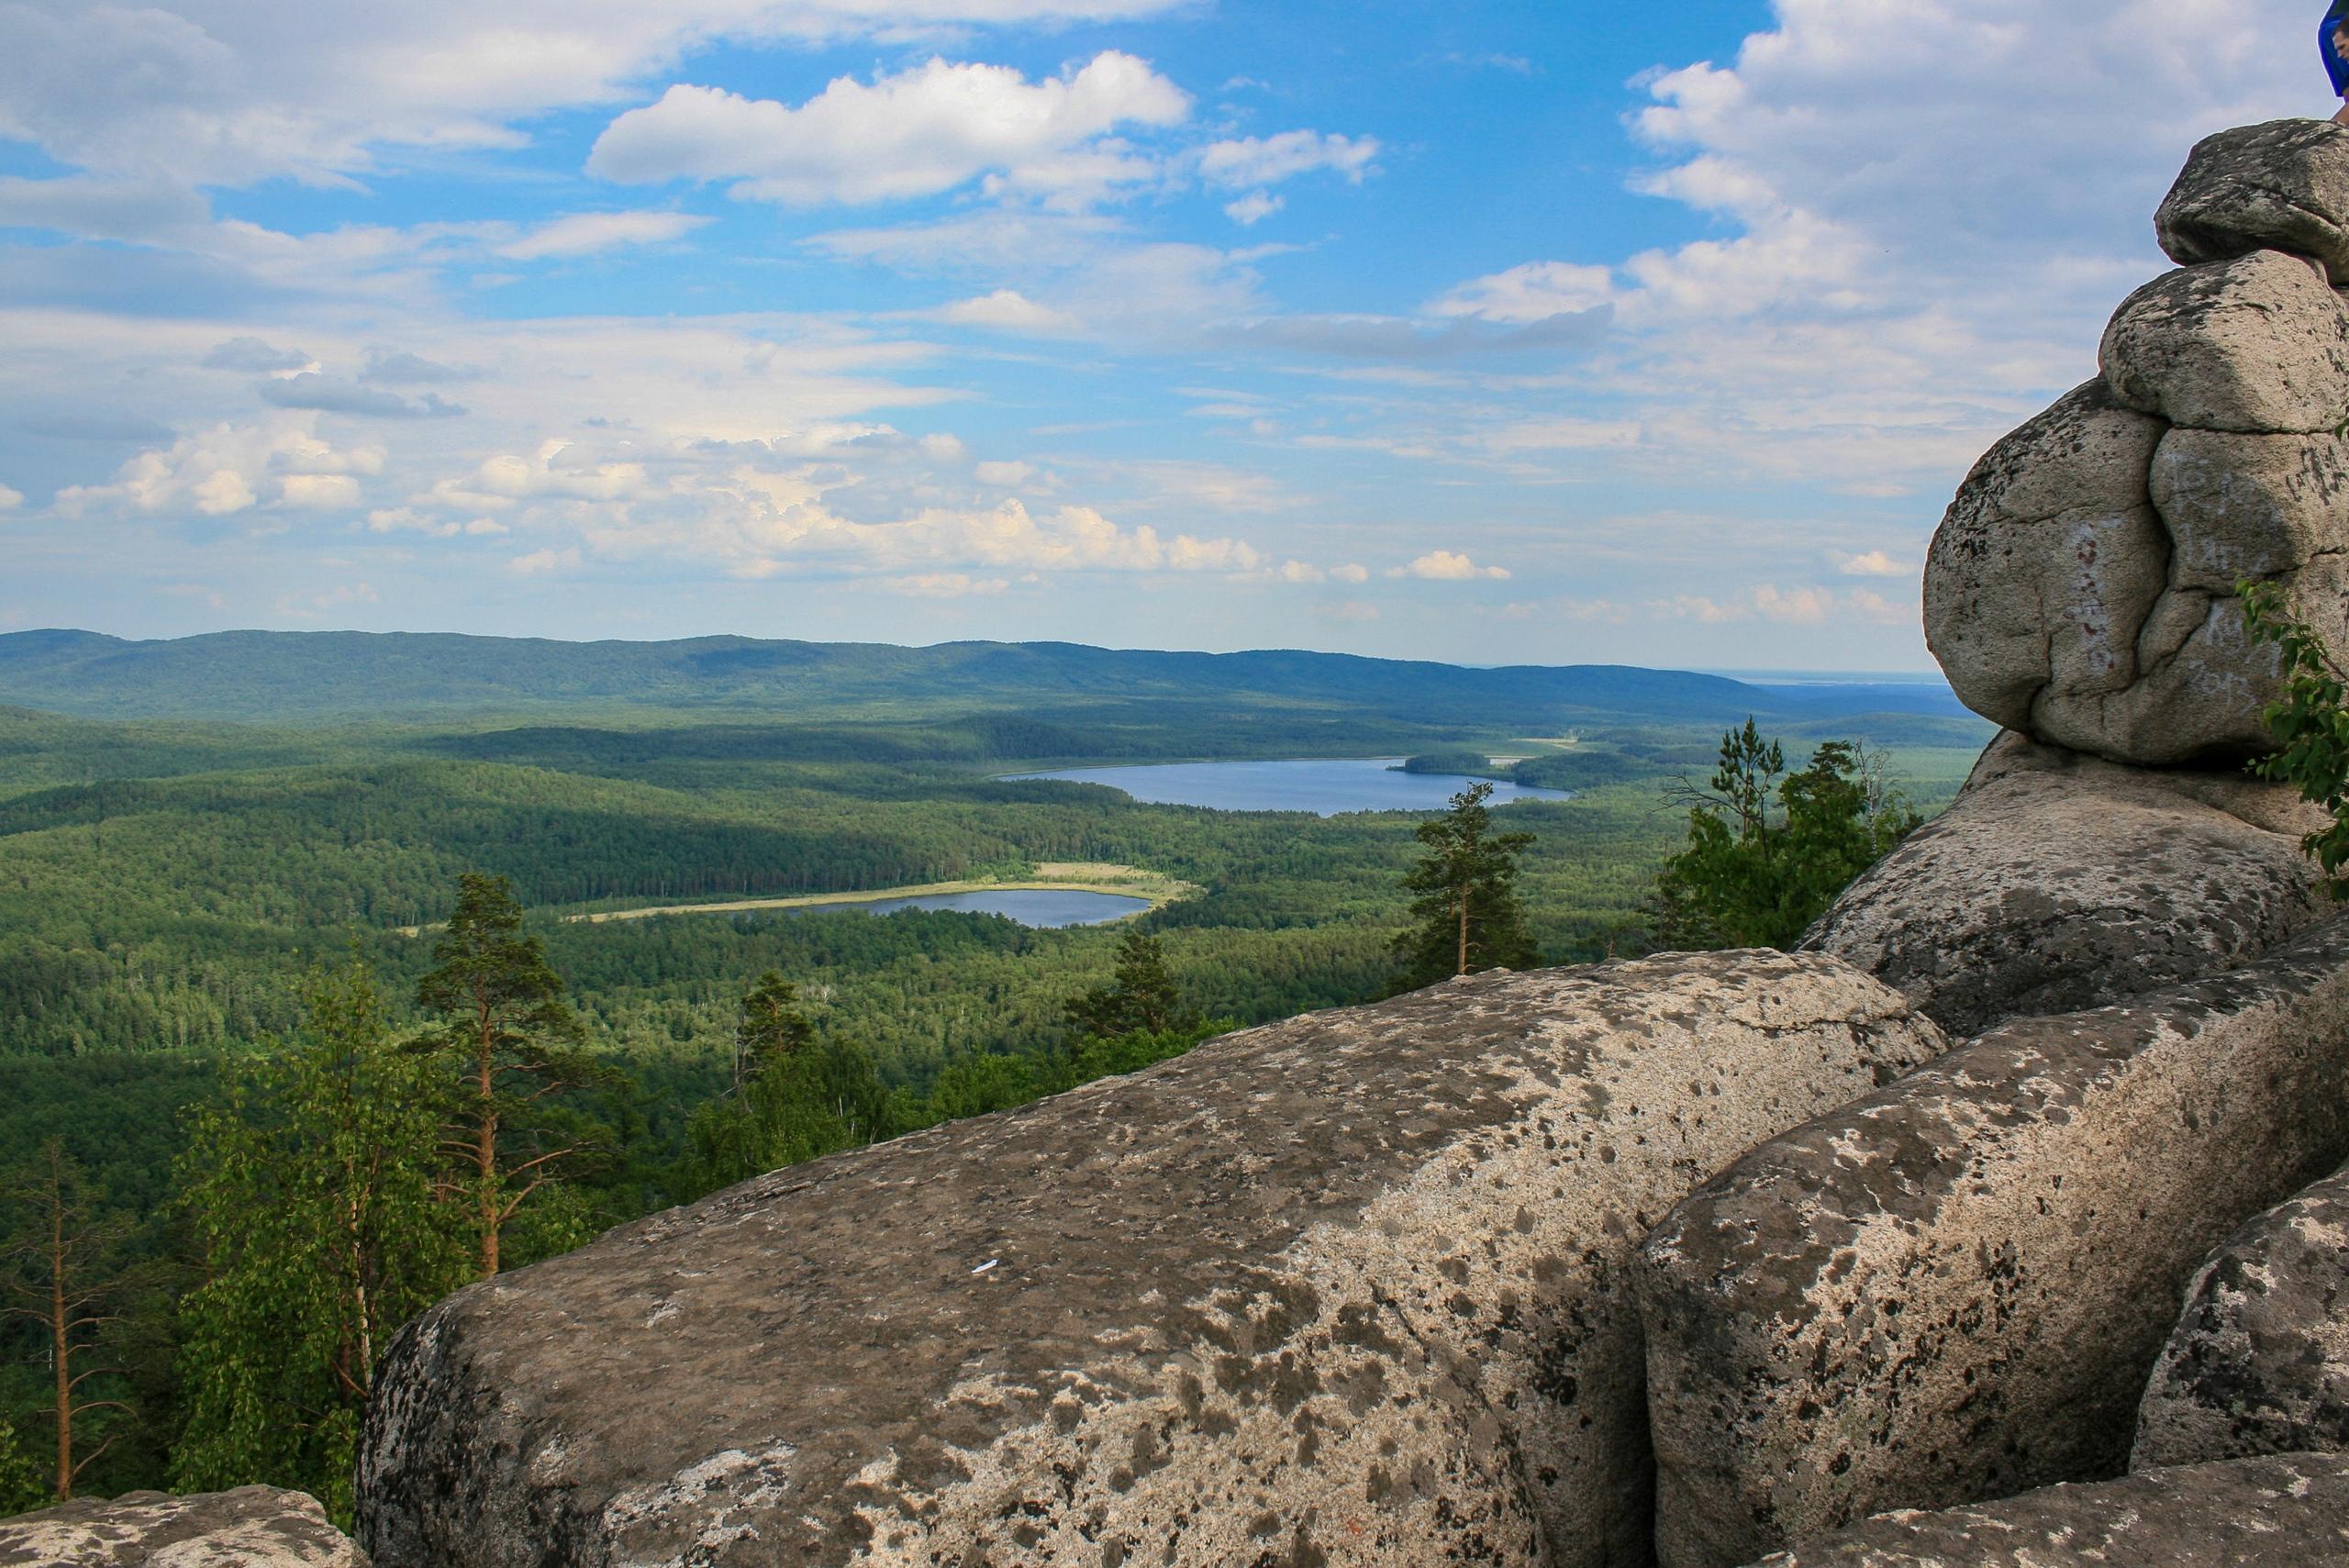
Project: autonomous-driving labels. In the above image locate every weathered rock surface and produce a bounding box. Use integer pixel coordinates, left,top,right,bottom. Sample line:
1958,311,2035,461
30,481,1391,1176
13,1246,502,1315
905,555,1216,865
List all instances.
2158,118,2349,284
1927,339,2349,765
1639,917,2349,1568
1922,381,2172,753
2099,250,2349,435
2134,1158,2349,1467
1804,732,2327,1035
0,1486,369,1567
357,952,1944,1568
1738,1453,2349,1567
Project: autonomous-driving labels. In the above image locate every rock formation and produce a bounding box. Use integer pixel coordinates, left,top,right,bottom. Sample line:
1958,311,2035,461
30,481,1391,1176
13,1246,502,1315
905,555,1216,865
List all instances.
1804,731,2326,1035
0,1486,370,1567
1736,1453,2349,1567
346,118,2349,1568
1926,122,2349,767
358,954,1941,1568
2134,1157,2349,1467
1637,920,2349,1568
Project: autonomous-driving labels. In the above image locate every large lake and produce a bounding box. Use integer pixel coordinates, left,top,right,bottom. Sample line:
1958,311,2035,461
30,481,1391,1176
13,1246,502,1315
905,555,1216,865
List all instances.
785,889,1152,928
1008,758,1572,817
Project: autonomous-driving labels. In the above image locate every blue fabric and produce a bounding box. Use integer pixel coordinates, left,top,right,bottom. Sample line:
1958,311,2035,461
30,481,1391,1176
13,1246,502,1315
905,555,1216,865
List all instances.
2327,1,2349,95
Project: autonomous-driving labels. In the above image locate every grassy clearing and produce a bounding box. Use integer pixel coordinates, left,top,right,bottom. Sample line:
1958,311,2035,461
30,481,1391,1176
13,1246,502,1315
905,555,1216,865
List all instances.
564,862,1201,926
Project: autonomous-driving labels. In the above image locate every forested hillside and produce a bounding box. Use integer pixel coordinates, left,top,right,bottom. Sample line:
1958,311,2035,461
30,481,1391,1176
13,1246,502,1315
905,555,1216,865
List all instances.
0,627,1977,726
0,631,1992,1510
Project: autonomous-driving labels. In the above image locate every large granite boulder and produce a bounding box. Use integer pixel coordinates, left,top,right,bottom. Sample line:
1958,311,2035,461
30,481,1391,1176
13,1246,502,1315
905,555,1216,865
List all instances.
1804,732,2327,1035
2158,118,2349,284
357,953,1945,1568
2134,1158,2349,1467
2099,250,2349,435
1922,382,2171,753
1737,1453,2349,1567
0,1486,369,1566
1926,135,2349,767
1638,917,2349,1568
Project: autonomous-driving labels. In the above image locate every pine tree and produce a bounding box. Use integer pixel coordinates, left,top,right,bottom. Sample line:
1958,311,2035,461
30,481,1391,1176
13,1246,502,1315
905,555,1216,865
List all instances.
173,964,466,1523
731,971,814,1091
0,1140,134,1504
1065,929,1191,1039
416,873,607,1277
1652,723,1920,951
1390,782,1540,992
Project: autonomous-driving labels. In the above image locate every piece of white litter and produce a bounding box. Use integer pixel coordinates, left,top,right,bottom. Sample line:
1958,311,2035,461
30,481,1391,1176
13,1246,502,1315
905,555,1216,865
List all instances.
972,1260,999,1275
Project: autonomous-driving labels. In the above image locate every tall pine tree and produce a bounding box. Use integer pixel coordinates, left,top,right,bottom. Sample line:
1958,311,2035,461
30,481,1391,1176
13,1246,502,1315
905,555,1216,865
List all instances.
0,1140,134,1504
1391,782,1540,992
416,873,607,1277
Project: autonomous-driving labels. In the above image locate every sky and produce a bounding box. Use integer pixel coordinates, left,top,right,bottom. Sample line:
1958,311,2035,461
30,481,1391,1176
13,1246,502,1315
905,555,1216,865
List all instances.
0,0,2322,670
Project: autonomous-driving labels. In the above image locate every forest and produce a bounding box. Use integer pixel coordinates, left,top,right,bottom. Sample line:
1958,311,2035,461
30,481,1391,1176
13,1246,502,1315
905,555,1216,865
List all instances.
0,631,1994,1518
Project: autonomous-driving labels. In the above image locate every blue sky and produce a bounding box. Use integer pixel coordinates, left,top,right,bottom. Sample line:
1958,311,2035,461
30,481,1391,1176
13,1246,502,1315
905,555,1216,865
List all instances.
0,0,2319,669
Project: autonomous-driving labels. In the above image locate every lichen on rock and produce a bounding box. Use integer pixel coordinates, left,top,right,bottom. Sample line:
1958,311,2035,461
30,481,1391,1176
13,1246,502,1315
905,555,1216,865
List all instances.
2134,1156,2349,1468
357,952,1943,1568
1639,917,2349,1568
1805,732,2327,1035
0,1486,369,1568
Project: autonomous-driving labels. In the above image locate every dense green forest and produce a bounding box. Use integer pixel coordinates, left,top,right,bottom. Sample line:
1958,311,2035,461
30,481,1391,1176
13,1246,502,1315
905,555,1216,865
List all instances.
0,629,1993,1515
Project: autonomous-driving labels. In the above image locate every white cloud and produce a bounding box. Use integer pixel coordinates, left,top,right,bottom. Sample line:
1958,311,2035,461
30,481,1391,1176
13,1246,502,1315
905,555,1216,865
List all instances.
1388,550,1508,582
879,573,1012,597
974,460,1036,486
1330,562,1369,584
495,211,710,261
1432,261,1616,324
55,417,387,519
1224,192,1282,226
0,484,21,511
1835,550,1912,578
928,289,1082,333
587,54,1190,206
507,547,583,575
1197,131,1378,189
0,0,1191,189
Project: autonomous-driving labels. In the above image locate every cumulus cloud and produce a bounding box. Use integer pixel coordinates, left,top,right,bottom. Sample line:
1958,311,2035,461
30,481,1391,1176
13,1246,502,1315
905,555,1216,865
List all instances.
55,417,387,518
495,211,710,261
0,0,1192,189
928,289,1082,332
1835,549,1913,577
0,484,22,510
1197,131,1378,189
588,54,1190,206
1389,550,1508,582
1223,192,1282,226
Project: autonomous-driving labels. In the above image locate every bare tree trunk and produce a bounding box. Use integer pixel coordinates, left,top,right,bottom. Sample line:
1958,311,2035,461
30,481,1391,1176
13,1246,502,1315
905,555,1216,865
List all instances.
49,1206,69,1500
477,989,500,1279
1456,885,1471,977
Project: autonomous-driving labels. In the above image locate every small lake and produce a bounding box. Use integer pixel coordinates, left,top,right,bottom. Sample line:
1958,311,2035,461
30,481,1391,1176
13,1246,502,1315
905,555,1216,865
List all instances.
786,889,1152,928
1007,758,1572,817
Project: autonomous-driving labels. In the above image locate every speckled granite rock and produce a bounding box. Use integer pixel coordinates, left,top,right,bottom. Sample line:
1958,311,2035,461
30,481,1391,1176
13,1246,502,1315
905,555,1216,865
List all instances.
356,952,1945,1568
1804,732,2327,1035
2099,250,2349,435
2134,1158,2349,1467
2158,118,2349,284
0,1486,369,1567
1639,917,2349,1568
1737,1453,2349,1567
1922,381,2171,751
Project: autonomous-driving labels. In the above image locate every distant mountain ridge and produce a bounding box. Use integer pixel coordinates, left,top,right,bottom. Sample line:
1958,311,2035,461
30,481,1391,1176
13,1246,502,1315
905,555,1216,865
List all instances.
0,627,1972,728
